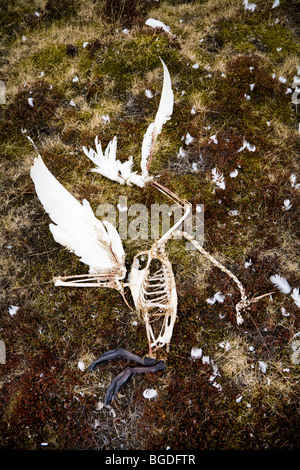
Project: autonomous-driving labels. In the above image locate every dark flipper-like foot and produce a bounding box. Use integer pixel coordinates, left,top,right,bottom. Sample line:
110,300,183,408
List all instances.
104,361,165,405
88,348,165,404
88,347,157,371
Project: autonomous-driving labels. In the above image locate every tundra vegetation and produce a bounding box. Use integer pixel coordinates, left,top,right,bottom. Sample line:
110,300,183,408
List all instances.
0,0,299,450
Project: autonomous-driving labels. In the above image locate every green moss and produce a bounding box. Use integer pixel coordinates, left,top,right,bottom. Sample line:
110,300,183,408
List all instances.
93,33,182,95
217,17,299,59
43,0,81,22
30,44,71,74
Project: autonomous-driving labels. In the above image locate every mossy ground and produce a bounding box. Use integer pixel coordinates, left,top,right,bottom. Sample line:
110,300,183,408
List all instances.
0,0,299,450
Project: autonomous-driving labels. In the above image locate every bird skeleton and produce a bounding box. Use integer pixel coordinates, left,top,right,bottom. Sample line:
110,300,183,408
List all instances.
30,59,268,404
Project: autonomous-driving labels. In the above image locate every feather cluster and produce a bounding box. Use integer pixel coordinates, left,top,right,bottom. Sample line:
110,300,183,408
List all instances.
83,59,173,188
83,136,147,188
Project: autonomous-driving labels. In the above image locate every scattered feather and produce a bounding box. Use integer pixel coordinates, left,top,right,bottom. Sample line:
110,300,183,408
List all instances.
28,97,34,107
27,135,37,149
230,169,239,178
72,76,79,82
238,140,256,152
191,347,202,359
270,274,292,294
219,341,231,351
69,99,76,107
185,132,194,145
101,114,110,124
243,0,256,12
145,18,171,34
282,199,292,211
78,361,85,371
192,63,199,69
244,259,252,269
291,288,300,308
279,76,287,83
272,0,280,8
290,174,300,189
177,146,186,158
290,174,297,186
228,209,239,216
83,41,89,48
212,382,222,391
8,306,19,316
202,355,210,364
209,134,218,144
258,361,267,373
207,291,225,305
143,388,158,399
211,168,225,190
281,307,290,317
145,89,153,98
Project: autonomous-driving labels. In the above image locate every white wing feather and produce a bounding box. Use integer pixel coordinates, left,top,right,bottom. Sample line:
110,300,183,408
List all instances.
270,274,292,294
153,58,174,139
30,155,125,274
141,122,155,175
83,136,147,187
140,59,174,175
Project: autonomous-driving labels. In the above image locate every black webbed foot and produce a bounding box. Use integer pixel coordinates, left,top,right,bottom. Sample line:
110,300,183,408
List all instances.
88,348,165,405
105,361,165,405
88,347,156,371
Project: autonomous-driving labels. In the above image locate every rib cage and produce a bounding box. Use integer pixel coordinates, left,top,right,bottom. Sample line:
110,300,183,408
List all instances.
129,242,177,353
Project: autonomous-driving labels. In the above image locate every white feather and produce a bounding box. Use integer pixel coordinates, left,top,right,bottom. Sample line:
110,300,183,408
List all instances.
291,288,300,308
270,274,292,294
145,18,171,34
83,136,148,187
140,59,174,174
211,168,226,190
141,122,155,175
153,59,174,141
30,155,125,274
